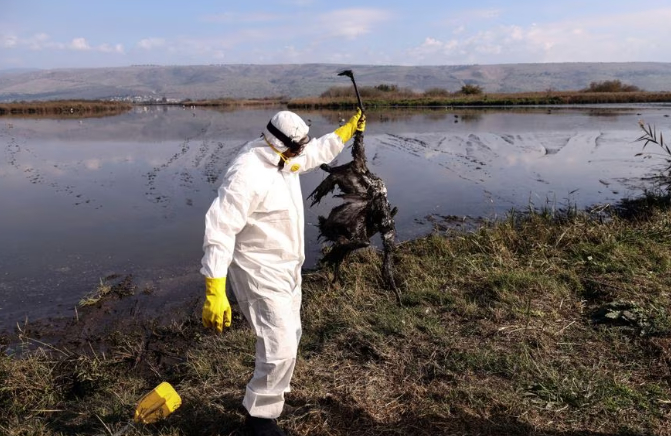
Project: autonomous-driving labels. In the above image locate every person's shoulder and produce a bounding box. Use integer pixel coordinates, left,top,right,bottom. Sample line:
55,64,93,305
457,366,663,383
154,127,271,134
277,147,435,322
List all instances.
224,143,275,191
234,145,275,174
227,140,264,169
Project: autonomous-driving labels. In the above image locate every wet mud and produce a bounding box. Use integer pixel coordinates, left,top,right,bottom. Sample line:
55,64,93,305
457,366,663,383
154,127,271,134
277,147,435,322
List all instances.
2,124,99,208
2,272,202,370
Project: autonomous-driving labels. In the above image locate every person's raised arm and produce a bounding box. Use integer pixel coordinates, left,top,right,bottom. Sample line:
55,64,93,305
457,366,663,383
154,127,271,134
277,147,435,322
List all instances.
292,109,366,172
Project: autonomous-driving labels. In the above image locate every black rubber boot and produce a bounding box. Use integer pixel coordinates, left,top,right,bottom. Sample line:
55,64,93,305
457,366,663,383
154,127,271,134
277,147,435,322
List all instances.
246,415,287,436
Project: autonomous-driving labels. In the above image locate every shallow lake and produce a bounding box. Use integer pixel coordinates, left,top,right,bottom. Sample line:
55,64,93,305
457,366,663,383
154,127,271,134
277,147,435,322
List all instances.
1,105,670,330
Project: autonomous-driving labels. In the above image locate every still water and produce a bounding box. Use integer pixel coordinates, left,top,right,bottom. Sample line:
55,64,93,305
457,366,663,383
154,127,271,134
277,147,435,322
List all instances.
1,105,670,330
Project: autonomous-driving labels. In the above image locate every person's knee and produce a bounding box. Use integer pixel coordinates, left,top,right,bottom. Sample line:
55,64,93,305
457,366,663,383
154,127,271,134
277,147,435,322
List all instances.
260,328,299,362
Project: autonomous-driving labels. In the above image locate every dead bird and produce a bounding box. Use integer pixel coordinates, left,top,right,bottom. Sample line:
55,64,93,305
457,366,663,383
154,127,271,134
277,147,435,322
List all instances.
308,128,400,302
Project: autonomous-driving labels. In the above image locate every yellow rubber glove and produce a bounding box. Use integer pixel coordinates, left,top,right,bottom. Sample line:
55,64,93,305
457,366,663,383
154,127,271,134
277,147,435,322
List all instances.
357,114,366,132
202,277,231,332
334,109,365,143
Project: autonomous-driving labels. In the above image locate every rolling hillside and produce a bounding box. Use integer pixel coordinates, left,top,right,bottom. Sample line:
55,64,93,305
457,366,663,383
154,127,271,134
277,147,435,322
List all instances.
1,62,670,102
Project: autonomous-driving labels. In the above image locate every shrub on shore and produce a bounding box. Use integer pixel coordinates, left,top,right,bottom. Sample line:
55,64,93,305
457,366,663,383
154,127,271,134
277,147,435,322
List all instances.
583,80,642,93
458,84,484,95
292,83,671,109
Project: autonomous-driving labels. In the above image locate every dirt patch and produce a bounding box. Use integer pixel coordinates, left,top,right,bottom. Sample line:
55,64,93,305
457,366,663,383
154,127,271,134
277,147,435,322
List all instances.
5,274,202,363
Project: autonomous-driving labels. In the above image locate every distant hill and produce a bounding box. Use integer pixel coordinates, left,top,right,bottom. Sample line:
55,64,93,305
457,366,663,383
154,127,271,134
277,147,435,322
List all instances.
0,68,42,77
1,62,670,102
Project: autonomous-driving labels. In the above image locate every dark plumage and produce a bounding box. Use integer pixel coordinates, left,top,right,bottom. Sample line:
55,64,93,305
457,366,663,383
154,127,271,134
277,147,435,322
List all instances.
308,129,400,302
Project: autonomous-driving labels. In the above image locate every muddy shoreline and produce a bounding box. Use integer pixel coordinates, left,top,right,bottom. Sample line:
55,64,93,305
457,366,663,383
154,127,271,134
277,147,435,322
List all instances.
2,271,202,352
0,213,485,350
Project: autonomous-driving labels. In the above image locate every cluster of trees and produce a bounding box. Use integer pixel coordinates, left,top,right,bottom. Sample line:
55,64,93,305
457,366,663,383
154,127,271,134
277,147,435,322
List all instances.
290,79,664,110
582,80,642,92
320,83,484,99
321,80,645,99
423,84,484,96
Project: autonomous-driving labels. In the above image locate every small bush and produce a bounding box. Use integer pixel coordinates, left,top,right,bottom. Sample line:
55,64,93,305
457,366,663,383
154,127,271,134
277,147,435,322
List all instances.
423,87,451,97
320,84,416,100
583,80,642,93
460,84,483,95
374,84,398,93
319,86,353,99
359,85,417,99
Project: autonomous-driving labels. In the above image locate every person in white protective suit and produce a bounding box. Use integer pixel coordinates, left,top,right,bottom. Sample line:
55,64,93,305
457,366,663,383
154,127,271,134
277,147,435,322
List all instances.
200,109,365,436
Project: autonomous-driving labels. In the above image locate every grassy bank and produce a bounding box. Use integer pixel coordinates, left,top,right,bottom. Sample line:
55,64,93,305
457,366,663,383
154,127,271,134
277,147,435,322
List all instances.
288,90,671,110
0,100,133,118
2,194,671,435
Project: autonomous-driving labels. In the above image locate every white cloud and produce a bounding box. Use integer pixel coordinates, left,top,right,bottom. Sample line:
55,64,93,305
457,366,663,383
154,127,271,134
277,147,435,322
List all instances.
473,8,501,19
2,33,125,55
99,43,124,54
140,22,306,63
70,38,90,51
445,8,502,25
137,38,166,50
407,7,671,64
201,12,278,23
204,7,393,44
453,26,466,35
7,5,669,67
67,38,124,54
278,45,302,61
210,50,226,61
28,33,54,50
284,0,314,5
44,7,393,65
2,34,18,48
166,31,267,56
316,8,393,39
409,37,460,61
520,12,669,63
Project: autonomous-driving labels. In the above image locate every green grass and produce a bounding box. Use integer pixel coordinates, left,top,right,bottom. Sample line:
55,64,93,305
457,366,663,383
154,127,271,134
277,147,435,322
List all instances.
2,197,671,435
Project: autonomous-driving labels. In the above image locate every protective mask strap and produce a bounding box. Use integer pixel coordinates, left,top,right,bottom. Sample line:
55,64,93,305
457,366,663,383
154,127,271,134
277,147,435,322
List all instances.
263,134,289,169
266,121,303,152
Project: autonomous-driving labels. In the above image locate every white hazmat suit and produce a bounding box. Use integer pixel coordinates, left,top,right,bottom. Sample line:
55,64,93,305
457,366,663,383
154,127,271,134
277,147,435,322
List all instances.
201,111,355,419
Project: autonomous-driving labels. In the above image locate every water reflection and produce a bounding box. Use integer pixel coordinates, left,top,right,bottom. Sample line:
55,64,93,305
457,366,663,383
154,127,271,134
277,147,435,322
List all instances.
1,105,669,329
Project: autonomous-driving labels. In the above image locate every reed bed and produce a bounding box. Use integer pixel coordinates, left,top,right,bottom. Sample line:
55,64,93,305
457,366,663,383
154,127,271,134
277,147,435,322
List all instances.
0,100,132,117
289,90,671,109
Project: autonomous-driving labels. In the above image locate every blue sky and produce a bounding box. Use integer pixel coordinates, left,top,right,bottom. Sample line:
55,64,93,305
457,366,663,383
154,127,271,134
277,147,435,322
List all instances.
2,0,671,69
